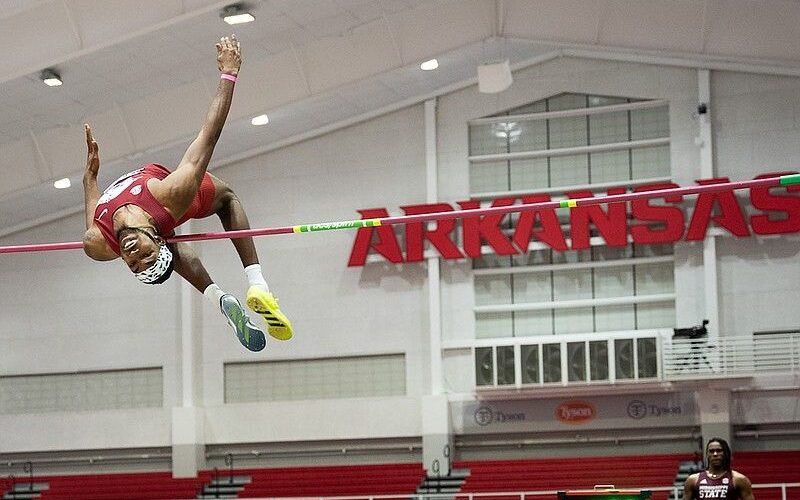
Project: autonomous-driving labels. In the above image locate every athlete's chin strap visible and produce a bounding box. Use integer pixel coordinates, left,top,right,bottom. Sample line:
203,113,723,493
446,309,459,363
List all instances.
117,226,174,284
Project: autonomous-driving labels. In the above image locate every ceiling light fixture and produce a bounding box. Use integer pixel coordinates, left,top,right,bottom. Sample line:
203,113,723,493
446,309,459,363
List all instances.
40,68,62,87
53,178,71,189
420,59,439,71
251,114,269,126
221,3,255,25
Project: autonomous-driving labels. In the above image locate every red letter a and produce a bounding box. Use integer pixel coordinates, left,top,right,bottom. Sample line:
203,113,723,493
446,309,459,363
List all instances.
568,188,628,250
512,194,568,251
686,178,750,240
347,208,404,267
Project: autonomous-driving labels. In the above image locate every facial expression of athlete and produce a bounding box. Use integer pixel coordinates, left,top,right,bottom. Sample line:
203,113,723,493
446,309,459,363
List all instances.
118,228,162,273
706,442,725,469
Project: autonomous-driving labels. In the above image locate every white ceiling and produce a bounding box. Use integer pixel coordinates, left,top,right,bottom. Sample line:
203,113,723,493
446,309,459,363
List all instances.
2,0,800,237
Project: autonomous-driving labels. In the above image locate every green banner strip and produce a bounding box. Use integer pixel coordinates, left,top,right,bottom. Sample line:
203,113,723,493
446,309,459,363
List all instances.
779,173,800,186
292,219,381,233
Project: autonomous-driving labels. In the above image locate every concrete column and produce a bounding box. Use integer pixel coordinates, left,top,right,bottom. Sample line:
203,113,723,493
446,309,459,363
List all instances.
421,98,451,477
425,97,443,396
696,388,732,450
697,69,720,342
172,407,206,477
422,395,452,477
172,220,206,477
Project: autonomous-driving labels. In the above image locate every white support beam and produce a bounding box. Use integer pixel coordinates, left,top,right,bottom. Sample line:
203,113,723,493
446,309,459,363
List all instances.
469,137,669,163
179,219,201,408
473,255,674,276
425,98,443,396
475,293,676,314
469,99,669,125
560,45,800,77
698,68,720,342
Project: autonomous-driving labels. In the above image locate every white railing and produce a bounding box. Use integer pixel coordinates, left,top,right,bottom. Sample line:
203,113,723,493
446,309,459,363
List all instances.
466,331,800,390
662,333,800,380
255,482,800,500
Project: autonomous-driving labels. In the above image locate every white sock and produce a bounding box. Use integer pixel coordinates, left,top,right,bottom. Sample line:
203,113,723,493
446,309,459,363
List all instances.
244,264,269,293
203,283,227,304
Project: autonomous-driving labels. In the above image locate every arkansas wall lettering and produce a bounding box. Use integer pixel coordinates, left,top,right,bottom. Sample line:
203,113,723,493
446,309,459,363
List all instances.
348,172,800,266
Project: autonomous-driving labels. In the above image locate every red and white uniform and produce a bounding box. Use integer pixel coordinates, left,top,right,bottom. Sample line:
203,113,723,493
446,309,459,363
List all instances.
93,163,215,254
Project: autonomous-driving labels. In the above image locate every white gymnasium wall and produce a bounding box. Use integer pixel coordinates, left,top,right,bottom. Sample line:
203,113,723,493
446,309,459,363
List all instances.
0,210,181,451
0,105,429,453
712,71,800,337
195,104,430,443
196,103,427,382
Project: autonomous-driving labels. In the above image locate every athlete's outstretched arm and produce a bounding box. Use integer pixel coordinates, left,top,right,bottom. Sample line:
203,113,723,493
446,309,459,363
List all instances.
154,36,242,220
81,124,117,261
182,35,241,170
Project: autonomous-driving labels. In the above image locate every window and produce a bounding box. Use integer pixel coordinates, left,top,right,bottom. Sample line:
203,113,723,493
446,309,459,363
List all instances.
469,93,675,338
224,354,406,402
0,368,163,414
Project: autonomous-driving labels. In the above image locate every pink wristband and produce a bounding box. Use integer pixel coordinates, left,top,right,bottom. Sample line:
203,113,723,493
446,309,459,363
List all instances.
221,73,237,83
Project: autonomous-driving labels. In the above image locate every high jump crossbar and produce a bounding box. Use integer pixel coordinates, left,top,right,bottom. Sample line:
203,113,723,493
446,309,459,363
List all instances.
0,173,797,255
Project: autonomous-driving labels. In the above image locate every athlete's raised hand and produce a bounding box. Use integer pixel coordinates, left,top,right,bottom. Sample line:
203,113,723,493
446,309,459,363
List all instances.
84,124,100,179
216,35,242,76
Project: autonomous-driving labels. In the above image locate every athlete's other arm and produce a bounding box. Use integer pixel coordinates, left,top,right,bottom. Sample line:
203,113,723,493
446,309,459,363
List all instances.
171,242,214,293
682,473,698,500
81,124,117,261
734,471,755,500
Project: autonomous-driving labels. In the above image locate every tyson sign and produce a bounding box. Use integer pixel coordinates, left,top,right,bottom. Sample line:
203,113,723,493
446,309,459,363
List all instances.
555,400,596,424
348,172,800,266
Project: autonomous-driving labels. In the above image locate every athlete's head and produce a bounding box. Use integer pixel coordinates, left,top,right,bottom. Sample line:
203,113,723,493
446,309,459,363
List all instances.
117,226,174,284
706,437,731,471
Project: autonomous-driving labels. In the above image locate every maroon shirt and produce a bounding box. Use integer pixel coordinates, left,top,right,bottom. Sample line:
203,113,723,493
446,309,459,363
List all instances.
93,164,214,255
694,470,740,499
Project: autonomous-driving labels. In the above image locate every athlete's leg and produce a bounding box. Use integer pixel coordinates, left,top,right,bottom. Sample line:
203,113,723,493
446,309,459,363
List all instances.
206,175,293,341
207,175,259,268
172,242,266,352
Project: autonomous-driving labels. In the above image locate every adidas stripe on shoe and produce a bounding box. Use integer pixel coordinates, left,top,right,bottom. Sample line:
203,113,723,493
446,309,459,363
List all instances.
246,286,293,341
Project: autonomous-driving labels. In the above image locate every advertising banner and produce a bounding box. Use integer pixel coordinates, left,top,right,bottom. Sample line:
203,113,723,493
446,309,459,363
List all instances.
452,392,697,434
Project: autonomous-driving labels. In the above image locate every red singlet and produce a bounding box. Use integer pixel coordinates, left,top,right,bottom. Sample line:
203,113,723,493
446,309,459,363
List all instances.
93,163,215,254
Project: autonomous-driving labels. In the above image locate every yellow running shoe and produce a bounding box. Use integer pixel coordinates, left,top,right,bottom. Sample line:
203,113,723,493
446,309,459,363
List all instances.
246,286,293,340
